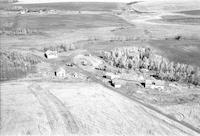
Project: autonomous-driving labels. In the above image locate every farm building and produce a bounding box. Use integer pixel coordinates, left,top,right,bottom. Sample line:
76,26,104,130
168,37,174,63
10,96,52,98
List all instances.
96,64,106,71
45,50,58,59
104,72,120,80
19,8,27,14
66,62,74,67
145,79,165,90
48,9,57,14
138,74,145,82
20,10,26,14
111,79,126,88
55,67,66,78
81,59,88,66
112,82,121,88
140,68,149,73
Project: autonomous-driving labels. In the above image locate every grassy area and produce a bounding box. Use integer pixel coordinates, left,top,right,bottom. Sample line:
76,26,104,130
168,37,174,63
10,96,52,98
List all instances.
0,14,130,31
149,39,200,67
177,10,200,15
162,15,200,25
150,15,200,25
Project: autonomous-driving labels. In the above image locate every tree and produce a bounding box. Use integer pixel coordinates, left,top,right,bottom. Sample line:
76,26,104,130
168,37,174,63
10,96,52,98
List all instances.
100,46,200,86
143,57,150,69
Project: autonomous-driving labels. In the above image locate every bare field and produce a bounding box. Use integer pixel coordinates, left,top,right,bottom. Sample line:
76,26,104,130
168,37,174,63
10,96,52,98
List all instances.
0,14,130,31
177,10,200,15
1,81,199,135
149,39,200,67
151,15,200,25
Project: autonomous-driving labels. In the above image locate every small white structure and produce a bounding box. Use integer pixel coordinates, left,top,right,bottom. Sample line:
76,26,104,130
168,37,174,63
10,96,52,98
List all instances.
111,79,126,88
81,60,88,66
104,72,120,80
138,74,145,82
111,80,121,88
145,79,165,90
55,67,66,78
48,9,57,14
73,72,78,78
113,83,121,88
66,62,74,67
45,50,58,59
20,10,26,14
140,68,149,73
20,8,28,14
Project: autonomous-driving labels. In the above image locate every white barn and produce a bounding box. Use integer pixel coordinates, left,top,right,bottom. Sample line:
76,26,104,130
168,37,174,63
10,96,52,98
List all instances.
104,72,120,80
45,50,58,59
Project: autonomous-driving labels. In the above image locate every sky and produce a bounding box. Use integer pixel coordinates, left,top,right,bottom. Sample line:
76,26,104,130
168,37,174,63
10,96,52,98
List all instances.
16,0,137,4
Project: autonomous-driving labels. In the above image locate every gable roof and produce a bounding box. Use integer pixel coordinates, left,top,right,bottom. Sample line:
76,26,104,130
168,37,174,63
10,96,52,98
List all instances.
45,50,57,55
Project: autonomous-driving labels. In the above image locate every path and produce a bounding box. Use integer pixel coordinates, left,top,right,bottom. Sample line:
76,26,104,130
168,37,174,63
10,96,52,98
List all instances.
28,84,79,135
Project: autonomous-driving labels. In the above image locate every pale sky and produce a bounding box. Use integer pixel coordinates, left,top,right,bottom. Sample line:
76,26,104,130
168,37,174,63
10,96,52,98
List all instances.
16,0,137,4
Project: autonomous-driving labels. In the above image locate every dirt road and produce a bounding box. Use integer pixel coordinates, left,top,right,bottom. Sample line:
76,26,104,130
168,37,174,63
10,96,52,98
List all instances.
28,84,79,135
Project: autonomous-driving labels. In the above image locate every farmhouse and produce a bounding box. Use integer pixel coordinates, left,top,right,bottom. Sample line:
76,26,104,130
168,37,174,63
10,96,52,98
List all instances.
55,67,66,78
45,50,58,59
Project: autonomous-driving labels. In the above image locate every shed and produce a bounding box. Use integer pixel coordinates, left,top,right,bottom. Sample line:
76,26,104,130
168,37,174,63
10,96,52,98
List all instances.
145,79,155,88
55,67,66,78
111,80,121,88
104,72,120,80
111,79,126,88
45,50,58,59
66,62,74,67
113,83,121,88
81,59,88,66
138,74,145,82
20,10,26,14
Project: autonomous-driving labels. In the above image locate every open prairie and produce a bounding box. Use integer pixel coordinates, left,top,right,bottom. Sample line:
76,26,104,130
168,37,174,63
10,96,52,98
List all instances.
0,0,200,135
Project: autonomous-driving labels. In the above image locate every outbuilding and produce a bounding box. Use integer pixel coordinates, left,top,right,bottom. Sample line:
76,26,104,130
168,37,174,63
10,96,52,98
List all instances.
104,72,120,80
111,79,126,88
111,80,121,88
45,50,58,59
55,67,66,78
